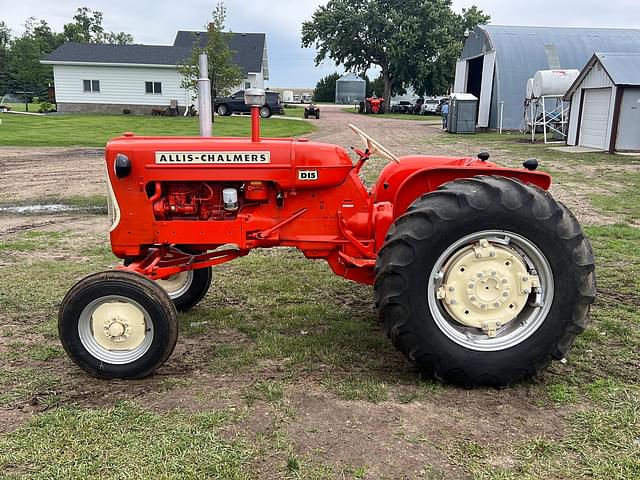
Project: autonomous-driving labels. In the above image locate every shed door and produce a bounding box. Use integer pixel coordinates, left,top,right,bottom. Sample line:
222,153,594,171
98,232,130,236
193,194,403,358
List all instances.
615,88,640,151
477,51,496,128
453,60,467,93
579,88,612,150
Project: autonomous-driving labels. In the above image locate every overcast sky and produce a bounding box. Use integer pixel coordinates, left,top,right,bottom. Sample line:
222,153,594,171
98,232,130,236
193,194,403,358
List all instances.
2,0,639,88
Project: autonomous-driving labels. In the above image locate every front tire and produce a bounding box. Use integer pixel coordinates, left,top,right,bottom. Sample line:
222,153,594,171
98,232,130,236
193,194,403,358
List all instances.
59,271,178,379
216,104,230,116
374,176,596,387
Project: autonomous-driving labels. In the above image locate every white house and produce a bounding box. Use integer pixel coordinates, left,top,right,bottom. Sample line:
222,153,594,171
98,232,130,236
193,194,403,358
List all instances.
41,31,270,114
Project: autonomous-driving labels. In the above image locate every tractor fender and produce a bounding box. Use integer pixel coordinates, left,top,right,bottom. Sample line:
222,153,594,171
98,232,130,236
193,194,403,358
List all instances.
388,167,551,217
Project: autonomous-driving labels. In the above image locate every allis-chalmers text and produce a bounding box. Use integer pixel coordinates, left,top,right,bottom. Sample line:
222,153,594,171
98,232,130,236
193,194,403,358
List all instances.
155,152,271,164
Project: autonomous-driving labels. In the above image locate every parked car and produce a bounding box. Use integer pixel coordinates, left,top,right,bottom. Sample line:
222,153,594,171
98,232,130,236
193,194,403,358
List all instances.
421,98,440,115
215,91,284,118
391,100,413,113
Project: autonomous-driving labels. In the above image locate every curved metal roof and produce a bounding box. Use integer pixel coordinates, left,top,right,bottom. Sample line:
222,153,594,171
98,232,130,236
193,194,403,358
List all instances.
459,25,640,129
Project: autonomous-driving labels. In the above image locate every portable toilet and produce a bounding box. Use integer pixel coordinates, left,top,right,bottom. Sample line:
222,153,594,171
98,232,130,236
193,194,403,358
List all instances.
447,93,478,133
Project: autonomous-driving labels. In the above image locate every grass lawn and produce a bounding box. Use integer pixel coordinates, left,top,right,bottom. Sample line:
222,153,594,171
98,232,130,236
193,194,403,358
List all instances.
0,122,639,478
0,111,314,147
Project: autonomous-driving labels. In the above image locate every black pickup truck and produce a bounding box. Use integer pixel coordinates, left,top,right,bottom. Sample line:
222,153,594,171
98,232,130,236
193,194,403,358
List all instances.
214,91,284,118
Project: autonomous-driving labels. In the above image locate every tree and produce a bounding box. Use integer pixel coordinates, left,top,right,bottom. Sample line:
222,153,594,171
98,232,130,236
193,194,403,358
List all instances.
8,18,63,100
413,6,490,95
302,1,489,109
178,2,243,123
0,22,11,95
62,7,133,44
313,72,340,102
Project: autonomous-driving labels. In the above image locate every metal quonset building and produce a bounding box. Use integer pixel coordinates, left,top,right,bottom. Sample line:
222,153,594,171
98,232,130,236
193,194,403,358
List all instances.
454,25,640,130
335,73,366,104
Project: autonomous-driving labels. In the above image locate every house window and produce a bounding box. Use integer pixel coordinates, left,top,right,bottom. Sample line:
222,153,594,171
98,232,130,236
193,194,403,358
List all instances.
83,80,100,92
244,81,251,89
145,82,162,94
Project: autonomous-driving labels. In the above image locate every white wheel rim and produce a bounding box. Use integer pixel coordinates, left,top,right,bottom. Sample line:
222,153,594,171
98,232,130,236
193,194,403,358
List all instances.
427,230,554,351
155,271,193,299
260,107,269,117
78,295,154,364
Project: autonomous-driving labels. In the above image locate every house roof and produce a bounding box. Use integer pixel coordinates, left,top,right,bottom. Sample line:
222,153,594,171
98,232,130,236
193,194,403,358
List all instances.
43,31,266,74
173,31,265,74
43,42,193,66
565,52,640,98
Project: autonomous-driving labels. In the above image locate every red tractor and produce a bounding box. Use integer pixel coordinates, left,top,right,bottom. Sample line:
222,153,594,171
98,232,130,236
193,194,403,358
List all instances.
58,102,595,387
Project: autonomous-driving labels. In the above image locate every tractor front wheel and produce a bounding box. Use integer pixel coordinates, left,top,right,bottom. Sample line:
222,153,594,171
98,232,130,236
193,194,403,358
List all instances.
155,267,212,312
59,271,178,379
374,176,596,387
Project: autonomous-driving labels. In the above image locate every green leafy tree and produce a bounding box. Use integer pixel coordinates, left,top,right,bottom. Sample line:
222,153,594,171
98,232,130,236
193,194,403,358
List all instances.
178,2,243,123
413,6,490,95
313,72,340,102
302,0,488,110
0,22,11,95
63,7,133,44
8,18,63,101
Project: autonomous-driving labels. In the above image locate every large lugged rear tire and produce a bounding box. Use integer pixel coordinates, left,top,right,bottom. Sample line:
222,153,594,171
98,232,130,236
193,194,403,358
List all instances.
59,271,179,379
374,176,596,387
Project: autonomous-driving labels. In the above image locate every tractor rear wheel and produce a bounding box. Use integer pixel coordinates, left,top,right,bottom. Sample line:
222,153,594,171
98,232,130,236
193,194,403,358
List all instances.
59,271,178,379
374,176,596,387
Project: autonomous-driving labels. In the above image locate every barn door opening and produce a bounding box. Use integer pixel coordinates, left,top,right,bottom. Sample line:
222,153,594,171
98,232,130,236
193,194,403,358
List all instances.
466,56,483,99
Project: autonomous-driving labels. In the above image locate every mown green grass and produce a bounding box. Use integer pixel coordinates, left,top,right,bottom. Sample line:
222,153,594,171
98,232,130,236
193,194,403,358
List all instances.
0,112,314,147
0,402,253,480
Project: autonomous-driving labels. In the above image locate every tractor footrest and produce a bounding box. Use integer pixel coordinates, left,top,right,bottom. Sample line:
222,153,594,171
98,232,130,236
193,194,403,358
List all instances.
338,251,375,268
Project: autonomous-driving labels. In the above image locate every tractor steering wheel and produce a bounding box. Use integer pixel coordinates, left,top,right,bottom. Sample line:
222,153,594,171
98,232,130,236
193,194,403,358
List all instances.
348,123,399,163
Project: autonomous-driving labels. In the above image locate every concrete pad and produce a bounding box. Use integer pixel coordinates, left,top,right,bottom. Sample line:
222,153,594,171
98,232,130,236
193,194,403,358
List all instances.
548,146,603,153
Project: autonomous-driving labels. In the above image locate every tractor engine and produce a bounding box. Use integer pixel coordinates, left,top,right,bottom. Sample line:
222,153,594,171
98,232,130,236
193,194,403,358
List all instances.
150,181,270,221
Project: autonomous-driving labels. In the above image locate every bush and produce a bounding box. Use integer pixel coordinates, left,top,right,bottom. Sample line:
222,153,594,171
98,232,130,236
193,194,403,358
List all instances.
38,102,55,113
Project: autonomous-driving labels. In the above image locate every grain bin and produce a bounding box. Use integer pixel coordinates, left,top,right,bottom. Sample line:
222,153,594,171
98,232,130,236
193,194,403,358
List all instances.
335,73,366,104
532,69,580,97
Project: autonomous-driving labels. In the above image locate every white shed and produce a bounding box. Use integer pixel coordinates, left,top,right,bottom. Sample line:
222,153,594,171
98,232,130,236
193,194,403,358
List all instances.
565,52,640,153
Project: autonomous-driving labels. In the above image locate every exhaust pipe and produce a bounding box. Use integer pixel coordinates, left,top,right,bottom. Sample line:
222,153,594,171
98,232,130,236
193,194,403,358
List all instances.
198,53,212,137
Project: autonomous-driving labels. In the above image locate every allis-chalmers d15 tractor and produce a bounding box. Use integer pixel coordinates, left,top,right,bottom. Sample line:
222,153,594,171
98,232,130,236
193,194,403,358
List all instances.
59,89,595,388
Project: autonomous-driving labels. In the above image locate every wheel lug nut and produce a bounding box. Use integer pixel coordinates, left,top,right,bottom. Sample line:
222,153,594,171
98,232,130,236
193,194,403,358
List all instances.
491,271,496,276
448,287,454,292
480,304,486,309
522,276,529,282
501,279,508,284
477,272,483,278
494,302,500,307
503,292,509,297
468,283,474,289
